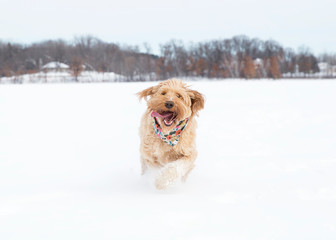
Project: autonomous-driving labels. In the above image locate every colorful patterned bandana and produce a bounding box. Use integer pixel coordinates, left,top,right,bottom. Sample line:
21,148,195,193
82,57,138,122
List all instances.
153,117,189,147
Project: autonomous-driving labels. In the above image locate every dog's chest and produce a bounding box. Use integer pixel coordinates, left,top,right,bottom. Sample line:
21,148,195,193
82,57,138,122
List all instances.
150,134,183,164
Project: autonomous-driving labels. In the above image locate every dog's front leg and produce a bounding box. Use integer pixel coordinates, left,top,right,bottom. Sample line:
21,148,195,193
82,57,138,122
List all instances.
140,156,148,175
155,157,195,190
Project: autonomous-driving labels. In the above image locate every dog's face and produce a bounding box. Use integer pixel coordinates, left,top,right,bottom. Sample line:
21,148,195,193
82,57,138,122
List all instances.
138,79,204,133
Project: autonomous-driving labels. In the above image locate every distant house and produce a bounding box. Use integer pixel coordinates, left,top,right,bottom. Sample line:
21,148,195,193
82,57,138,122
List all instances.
254,58,265,77
42,62,70,72
318,62,336,77
253,58,263,67
318,62,329,72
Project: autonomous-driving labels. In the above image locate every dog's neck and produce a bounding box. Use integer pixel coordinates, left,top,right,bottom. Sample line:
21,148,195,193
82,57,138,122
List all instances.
152,117,189,147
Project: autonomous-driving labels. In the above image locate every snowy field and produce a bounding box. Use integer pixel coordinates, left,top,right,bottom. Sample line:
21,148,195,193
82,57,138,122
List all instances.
1,79,336,240
0,71,126,84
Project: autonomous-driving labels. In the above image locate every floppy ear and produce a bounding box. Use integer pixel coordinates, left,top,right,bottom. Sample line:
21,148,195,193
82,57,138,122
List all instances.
189,90,204,117
137,86,156,101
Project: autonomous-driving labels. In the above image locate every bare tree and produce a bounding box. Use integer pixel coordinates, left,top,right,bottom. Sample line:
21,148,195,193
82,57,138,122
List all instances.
70,57,84,82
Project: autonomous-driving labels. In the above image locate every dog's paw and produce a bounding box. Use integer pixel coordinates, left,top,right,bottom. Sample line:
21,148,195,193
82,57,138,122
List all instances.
155,164,179,190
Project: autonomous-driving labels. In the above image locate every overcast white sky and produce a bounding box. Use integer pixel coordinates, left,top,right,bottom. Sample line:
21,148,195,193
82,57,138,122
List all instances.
1,0,335,55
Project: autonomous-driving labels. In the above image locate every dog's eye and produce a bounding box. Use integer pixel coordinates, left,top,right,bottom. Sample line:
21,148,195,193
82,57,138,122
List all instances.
176,94,181,98
161,92,166,95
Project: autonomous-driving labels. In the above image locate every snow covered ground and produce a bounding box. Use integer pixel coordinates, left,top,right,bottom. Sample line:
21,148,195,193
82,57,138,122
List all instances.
1,79,336,240
0,70,126,84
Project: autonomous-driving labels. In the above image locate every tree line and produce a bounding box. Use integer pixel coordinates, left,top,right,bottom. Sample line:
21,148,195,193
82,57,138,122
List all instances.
0,35,335,81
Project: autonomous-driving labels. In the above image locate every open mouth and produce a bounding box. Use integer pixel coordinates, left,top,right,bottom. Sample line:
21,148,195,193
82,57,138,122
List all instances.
151,111,177,127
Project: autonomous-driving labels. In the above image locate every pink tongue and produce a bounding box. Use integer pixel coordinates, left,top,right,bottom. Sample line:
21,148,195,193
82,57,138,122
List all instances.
151,111,164,118
151,111,175,121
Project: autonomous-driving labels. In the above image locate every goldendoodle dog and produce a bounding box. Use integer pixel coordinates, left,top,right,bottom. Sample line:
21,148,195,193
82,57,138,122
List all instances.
137,78,204,189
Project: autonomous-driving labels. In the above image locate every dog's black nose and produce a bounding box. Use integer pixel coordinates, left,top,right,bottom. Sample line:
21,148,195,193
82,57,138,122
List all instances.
165,101,174,109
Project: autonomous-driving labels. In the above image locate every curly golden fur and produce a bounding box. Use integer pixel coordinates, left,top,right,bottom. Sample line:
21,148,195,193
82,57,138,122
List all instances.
137,79,204,189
